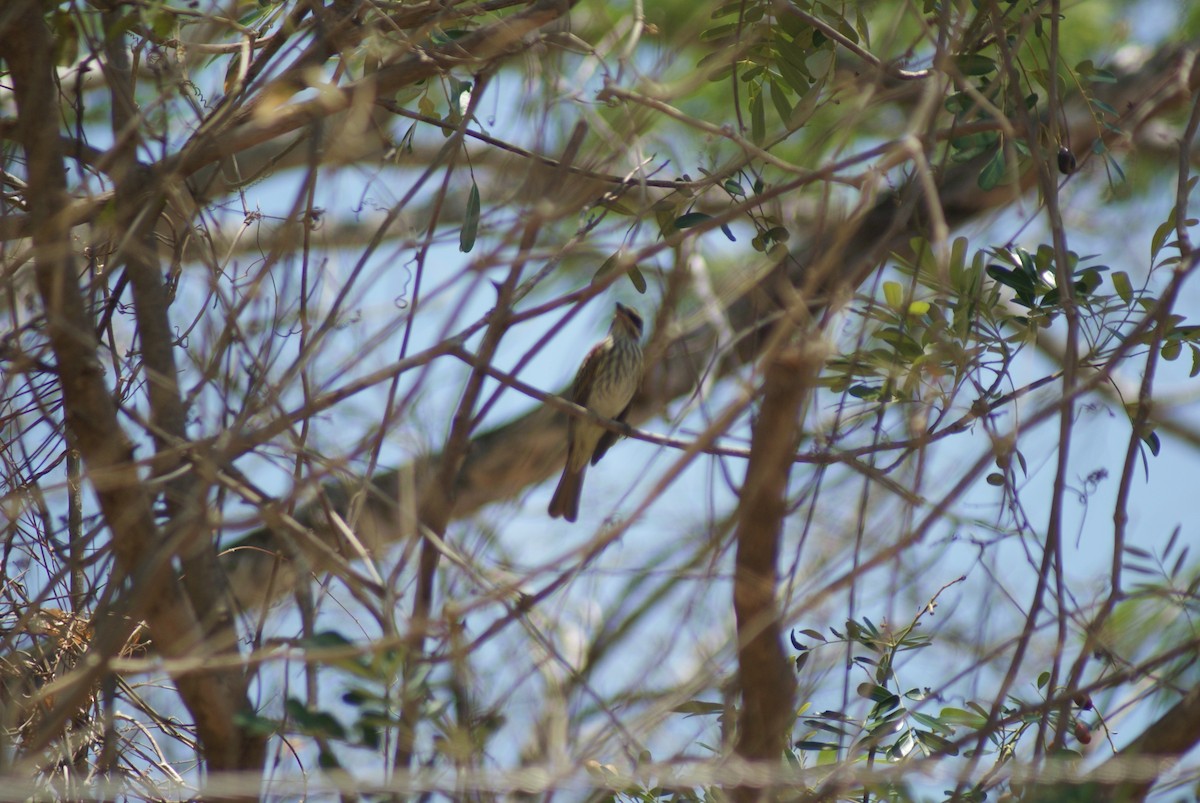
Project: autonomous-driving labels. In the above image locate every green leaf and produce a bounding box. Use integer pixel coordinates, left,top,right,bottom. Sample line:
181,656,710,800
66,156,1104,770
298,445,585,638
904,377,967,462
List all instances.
300,630,355,649
978,148,1006,190
599,197,637,216
343,688,389,707
233,711,281,737
778,9,808,38
950,131,998,162
740,66,766,85
950,236,969,276
944,92,973,115
742,4,764,22
698,47,734,74
594,253,646,293
750,89,766,146
769,80,793,128
883,281,903,309
857,682,894,703
795,740,839,752
777,59,812,98
672,700,725,717
1190,345,1200,378
674,212,713,229
654,202,679,238
1112,270,1133,305
915,729,959,755
986,264,1036,303
788,76,824,129
956,54,997,75
594,253,622,284
1091,97,1119,118
807,48,834,79
1151,212,1177,261
1123,544,1152,560
816,3,858,43
285,698,347,739
626,264,648,293
459,182,480,252
804,718,854,737
1161,340,1182,361
700,22,739,41
910,710,953,735
710,0,747,18
1075,59,1117,83
940,707,987,729
856,6,870,47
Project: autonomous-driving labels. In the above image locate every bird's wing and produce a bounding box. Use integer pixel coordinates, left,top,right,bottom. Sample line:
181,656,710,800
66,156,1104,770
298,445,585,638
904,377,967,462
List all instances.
567,343,602,437
570,343,603,402
589,401,631,466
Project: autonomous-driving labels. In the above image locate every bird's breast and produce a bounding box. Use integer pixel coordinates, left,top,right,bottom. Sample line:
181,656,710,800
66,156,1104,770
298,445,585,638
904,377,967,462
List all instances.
585,356,641,418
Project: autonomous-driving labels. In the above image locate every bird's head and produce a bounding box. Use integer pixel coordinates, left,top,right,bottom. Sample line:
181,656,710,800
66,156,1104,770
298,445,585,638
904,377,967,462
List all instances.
613,303,643,339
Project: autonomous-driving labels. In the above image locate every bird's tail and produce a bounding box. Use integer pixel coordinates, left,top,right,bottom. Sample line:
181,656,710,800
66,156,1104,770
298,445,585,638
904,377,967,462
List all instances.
548,465,586,522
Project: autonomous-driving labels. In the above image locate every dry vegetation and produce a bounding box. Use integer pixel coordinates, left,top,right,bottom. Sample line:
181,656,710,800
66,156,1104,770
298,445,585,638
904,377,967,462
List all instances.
2,0,1200,799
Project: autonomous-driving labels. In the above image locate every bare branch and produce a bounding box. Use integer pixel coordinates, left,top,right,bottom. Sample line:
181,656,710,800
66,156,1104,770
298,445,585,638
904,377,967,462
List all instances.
728,337,816,799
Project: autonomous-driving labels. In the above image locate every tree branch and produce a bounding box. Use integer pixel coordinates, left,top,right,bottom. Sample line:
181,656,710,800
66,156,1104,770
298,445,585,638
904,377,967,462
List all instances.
0,0,260,774
216,39,1200,612
728,338,816,800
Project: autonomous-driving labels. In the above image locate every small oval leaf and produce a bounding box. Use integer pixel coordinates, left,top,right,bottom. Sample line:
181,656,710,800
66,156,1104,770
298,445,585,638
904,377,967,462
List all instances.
1112,270,1133,305
459,182,480,252
883,281,903,309
674,212,713,229
626,264,648,294
956,54,997,75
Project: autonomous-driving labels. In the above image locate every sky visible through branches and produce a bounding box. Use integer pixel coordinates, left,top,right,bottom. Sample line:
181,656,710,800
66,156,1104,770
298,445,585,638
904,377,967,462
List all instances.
3,0,1200,797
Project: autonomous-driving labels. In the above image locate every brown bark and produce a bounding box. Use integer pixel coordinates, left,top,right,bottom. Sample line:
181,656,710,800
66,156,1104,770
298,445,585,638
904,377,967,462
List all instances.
0,0,262,774
727,341,816,801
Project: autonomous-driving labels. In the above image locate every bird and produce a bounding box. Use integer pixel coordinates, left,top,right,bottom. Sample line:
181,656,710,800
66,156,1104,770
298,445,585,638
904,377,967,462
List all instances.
548,303,644,522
